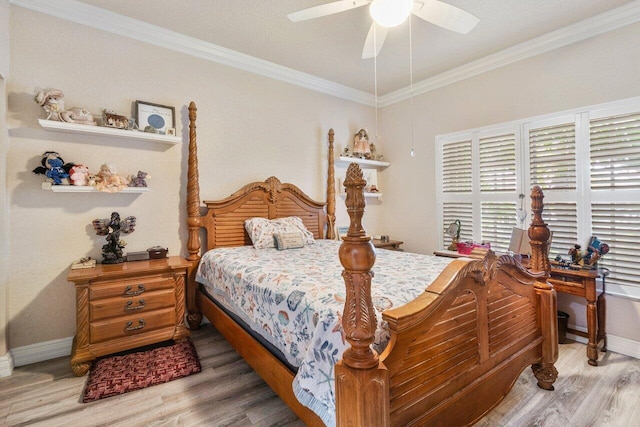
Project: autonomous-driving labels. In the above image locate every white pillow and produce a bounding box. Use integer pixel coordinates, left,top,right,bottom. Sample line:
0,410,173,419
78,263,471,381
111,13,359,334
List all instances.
244,216,315,249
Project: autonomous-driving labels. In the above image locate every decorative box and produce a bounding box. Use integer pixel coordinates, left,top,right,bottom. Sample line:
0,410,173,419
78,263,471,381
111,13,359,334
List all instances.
126,251,149,262
147,246,168,259
457,242,491,255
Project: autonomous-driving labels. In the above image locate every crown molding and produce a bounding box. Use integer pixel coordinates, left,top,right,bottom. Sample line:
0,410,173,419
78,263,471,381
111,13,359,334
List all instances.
379,0,640,107
9,0,375,106
9,0,640,107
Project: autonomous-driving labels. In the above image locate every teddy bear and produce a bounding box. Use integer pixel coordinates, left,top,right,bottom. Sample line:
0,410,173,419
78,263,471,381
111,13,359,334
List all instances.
45,158,70,185
32,151,73,185
69,164,90,186
128,170,149,187
34,88,96,125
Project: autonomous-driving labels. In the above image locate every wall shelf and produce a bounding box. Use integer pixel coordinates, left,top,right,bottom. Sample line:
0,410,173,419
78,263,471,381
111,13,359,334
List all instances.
336,156,390,169
42,182,149,193
38,119,181,145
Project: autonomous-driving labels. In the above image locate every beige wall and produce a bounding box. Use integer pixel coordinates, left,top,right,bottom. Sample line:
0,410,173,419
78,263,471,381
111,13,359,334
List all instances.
379,22,640,343
6,7,378,349
1,0,11,359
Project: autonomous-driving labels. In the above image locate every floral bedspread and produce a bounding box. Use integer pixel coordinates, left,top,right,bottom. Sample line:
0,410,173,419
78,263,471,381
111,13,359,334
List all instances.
196,240,452,426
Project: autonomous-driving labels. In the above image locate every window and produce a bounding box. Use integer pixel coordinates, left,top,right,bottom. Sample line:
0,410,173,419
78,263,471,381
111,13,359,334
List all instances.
437,97,640,297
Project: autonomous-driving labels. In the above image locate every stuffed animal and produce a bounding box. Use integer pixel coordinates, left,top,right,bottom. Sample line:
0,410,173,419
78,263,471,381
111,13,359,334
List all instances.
69,164,90,186
95,163,129,192
34,88,96,125
33,151,73,184
45,158,70,185
128,170,149,187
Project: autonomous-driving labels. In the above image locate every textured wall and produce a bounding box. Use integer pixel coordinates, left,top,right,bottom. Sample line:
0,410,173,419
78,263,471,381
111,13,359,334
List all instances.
6,7,377,348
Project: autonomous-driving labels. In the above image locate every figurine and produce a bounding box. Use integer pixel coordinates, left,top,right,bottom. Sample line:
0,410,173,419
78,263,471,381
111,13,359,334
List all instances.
353,128,371,159
95,163,129,192
32,151,73,185
583,236,609,267
128,170,149,187
34,88,96,125
568,244,583,264
87,174,97,187
92,212,136,264
69,164,89,186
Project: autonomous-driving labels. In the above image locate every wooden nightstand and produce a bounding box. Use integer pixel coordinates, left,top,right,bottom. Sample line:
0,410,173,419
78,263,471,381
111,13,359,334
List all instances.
67,256,191,376
372,238,404,251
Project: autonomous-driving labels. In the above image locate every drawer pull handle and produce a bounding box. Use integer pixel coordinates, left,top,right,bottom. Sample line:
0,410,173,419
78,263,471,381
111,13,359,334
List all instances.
124,299,146,311
125,319,145,332
124,284,145,296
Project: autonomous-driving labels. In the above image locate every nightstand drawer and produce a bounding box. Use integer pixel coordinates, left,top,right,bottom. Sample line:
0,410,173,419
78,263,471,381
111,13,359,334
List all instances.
90,307,176,343
90,276,174,300
90,288,175,321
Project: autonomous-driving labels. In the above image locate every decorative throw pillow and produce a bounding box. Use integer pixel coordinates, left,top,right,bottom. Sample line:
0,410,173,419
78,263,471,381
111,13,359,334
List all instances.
244,216,315,249
273,232,306,250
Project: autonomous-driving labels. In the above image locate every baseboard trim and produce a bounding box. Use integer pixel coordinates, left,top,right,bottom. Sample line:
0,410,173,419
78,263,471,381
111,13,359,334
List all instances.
0,351,14,377
10,336,73,368
567,327,640,360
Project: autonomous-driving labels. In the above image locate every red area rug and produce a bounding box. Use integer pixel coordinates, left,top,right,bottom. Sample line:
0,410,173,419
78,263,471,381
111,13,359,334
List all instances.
82,339,201,403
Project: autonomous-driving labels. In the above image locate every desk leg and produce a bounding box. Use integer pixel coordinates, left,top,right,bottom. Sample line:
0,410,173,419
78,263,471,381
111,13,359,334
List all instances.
586,300,599,366
597,291,607,353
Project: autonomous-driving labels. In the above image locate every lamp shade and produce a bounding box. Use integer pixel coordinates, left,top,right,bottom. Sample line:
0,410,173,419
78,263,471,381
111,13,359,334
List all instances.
370,0,412,28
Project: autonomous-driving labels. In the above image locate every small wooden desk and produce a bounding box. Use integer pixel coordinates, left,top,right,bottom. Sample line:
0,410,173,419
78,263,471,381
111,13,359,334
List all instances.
372,238,404,251
548,265,606,366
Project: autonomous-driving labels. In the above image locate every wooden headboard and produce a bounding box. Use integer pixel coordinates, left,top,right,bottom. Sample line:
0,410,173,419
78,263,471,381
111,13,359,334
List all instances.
186,102,337,260
200,177,327,250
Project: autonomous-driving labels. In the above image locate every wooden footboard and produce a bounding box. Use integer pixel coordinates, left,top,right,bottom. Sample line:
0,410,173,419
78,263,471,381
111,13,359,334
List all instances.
336,165,558,426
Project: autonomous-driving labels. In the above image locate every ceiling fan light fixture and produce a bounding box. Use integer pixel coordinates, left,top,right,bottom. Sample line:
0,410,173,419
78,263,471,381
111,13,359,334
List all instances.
370,0,413,28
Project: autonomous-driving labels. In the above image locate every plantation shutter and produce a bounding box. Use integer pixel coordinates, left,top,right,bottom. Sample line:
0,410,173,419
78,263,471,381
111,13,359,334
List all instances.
442,140,472,193
478,132,518,252
481,202,517,253
479,134,517,192
589,112,640,289
590,112,640,190
527,120,578,258
542,202,579,256
442,202,473,248
529,122,576,190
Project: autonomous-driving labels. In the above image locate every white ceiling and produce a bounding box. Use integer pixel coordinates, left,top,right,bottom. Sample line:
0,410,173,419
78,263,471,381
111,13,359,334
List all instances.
24,1,640,98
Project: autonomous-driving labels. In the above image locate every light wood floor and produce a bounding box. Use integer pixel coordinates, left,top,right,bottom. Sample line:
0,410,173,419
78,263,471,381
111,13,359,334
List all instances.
1,324,638,426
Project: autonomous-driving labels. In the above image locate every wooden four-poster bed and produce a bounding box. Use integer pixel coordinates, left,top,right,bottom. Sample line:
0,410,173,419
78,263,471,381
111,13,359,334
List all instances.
184,102,558,426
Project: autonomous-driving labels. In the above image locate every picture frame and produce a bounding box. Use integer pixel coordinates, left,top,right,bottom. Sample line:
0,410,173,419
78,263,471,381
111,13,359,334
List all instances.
135,101,175,134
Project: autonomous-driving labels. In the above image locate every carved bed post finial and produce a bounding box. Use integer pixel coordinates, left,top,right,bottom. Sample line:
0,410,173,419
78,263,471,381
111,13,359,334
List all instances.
326,129,336,239
340,164,376,366
336,162,390,426
187,102,201,262
528,185,551,275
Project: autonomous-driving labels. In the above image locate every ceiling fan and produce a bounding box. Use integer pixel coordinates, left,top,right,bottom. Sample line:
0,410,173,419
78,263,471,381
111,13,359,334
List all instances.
288,0,479,59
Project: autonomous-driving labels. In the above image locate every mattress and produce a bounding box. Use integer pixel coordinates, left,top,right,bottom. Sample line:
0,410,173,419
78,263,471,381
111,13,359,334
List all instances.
196,239,452,426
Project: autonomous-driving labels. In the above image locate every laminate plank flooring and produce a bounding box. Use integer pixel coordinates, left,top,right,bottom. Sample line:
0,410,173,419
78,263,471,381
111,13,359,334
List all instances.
1,324,638,426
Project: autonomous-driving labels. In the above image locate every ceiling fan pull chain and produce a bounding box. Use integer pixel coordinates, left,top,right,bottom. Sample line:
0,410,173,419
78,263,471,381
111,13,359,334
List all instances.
409,15,415,157
374,23,380,142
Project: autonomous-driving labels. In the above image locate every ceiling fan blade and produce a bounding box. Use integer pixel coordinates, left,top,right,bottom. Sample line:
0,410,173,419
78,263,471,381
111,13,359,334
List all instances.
287,0,370,22
412,0,479,34
362,22,389,59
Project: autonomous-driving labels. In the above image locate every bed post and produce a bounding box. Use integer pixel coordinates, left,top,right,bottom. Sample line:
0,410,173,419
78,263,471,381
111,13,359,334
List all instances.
335,163,390,426
186,101,203,329
326,129,336,240
528,185,558,390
